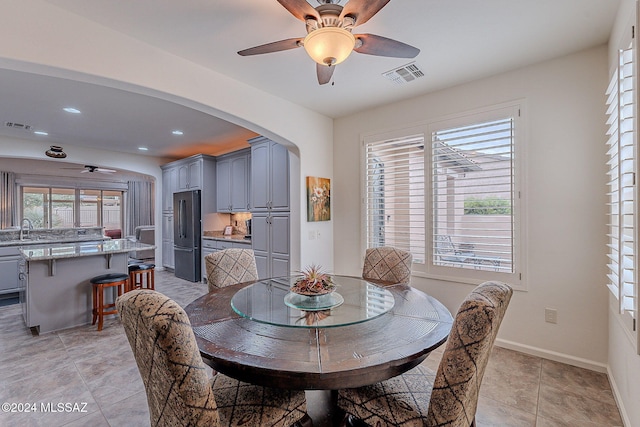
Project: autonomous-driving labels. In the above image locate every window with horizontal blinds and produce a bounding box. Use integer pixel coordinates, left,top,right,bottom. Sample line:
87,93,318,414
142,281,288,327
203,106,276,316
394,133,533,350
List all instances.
606,43,637,332
431,117,515,273
364,135,426,263
363,103,522,285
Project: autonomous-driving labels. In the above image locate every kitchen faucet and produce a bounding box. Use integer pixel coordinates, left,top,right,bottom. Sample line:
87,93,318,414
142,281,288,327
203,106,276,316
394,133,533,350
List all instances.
20,218,33,240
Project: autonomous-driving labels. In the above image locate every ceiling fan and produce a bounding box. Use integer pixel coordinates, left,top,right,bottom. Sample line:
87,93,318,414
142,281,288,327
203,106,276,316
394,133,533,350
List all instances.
82,165,116,174
238,0,420,85
62,165,117,174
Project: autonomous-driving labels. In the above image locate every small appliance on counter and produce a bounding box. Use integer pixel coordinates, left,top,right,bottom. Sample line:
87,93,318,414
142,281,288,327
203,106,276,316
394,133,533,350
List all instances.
244,219,251,240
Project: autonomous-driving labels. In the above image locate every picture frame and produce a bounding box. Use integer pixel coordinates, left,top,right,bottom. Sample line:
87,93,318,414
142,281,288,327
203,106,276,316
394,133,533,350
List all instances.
306,176,331,222
223,225,233,236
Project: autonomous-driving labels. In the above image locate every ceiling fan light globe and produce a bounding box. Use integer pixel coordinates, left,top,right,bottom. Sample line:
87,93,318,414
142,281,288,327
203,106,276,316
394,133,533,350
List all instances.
303,27,355,66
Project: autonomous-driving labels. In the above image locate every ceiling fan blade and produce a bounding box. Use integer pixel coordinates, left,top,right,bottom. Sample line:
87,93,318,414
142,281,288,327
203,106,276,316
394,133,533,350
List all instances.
340,0,391,26
238,37,303,56
317,64,335,85
354,34,420,58
277,0,320,21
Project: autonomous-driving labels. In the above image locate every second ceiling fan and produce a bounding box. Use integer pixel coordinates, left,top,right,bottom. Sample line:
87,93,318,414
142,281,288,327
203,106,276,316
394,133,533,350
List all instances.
238,0,420,85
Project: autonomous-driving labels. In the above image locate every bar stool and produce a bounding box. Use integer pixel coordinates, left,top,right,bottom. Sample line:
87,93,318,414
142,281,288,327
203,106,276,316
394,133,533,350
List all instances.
128,263,155,292
90,273,129,331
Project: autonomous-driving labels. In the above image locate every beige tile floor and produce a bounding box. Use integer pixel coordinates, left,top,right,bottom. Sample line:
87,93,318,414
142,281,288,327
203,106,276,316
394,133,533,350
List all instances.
0,270,623,427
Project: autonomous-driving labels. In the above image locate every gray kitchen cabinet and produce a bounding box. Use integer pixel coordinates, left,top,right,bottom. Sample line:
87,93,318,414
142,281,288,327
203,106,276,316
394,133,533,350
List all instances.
162,166,178,212
162,213,174,269
249,136,289,212
177,159,202,190
216,149,250,212
251,212,289,279
0,247,23,295
161,154,216,270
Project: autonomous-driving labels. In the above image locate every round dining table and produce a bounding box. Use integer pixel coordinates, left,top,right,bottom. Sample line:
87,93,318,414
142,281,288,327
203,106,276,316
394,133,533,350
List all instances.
185,275,453,391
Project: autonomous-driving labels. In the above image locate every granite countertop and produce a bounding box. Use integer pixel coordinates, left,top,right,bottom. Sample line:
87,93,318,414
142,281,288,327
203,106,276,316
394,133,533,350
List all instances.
20,239,156,261
0,236,111,248
203,231,250,242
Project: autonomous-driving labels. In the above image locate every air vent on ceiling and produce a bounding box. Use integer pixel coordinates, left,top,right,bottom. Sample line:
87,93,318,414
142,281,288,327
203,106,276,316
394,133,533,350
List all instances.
5,122,32,131
382,62,425,85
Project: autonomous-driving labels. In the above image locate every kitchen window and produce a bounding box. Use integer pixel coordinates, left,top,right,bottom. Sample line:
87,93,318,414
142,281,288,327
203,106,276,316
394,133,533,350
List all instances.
364,103,523,287
22,186,123,231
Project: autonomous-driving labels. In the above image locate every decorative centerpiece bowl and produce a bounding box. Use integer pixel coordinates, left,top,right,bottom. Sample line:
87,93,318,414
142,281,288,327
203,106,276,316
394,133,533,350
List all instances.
290,265,335,296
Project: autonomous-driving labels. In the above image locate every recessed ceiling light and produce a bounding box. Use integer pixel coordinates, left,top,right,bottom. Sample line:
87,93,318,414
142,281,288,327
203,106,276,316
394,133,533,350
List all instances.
63,107,81,114
34,131,48,136
138,147,148,151
172,130,184,136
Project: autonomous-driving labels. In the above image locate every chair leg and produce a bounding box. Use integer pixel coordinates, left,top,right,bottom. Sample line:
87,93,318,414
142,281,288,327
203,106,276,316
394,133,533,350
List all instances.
91,284,98,325
97,284,104,331
147,269,155,290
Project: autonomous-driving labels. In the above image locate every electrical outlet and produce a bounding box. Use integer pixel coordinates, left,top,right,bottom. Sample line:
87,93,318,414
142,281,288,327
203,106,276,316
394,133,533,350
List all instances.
544,308,557,324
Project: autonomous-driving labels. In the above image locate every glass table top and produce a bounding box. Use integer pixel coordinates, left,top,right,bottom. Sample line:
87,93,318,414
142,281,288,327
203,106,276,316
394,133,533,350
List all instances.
230,275,395,328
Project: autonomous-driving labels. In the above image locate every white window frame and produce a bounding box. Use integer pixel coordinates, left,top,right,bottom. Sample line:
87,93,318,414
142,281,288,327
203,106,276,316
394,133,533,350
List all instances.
362,101,525,290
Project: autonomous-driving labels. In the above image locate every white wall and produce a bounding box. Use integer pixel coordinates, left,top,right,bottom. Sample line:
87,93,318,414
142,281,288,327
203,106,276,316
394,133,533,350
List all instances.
0,0,334,272
334,46,610,369
606,1,640,426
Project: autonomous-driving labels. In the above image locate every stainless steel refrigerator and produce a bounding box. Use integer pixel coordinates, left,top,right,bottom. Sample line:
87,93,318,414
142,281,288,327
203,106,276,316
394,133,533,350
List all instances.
173,190,201,282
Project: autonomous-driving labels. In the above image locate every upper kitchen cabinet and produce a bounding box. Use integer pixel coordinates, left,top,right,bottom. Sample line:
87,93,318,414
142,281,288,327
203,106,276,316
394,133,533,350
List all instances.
162,154,216,213
249,136,289,212
161,166,178,212
177,158,202,190
161,154,216,269
216,148,250,213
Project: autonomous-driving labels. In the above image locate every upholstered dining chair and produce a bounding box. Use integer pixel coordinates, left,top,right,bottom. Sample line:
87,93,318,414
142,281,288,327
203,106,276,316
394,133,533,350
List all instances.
362,246,413,284
117,289,312,427
337,281,513,427
205,248,259,291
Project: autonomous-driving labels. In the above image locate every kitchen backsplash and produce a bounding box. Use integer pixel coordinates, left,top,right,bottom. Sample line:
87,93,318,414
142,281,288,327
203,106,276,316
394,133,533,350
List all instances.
204,212,251,235
230,212,251,234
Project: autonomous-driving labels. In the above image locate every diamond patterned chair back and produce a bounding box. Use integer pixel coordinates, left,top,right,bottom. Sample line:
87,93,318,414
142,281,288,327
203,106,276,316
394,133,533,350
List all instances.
205,248,259,292
337,281,512,426
116,289,221,426
118,290,311,427
362,246,413,284
427,281,513,426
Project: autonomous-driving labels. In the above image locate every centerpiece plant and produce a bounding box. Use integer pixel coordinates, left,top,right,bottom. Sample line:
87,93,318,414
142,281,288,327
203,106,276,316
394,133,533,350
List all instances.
291,264,335,296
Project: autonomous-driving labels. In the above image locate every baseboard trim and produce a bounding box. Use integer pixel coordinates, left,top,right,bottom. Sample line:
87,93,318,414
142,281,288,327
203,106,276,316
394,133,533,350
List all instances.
606,365,632,427
495,338,608,373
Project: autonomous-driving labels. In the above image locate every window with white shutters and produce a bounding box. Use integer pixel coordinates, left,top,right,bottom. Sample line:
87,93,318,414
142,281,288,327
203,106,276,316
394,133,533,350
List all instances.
364,134,426,263
363,103,522,286
606,43,637,337
429,109,520,285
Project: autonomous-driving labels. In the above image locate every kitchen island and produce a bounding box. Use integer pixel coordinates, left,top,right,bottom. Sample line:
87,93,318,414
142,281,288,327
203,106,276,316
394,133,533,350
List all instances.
20,239,155,333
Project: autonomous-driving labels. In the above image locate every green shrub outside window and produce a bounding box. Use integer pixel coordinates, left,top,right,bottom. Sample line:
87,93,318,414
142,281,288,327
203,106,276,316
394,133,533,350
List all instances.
464,197,512,215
